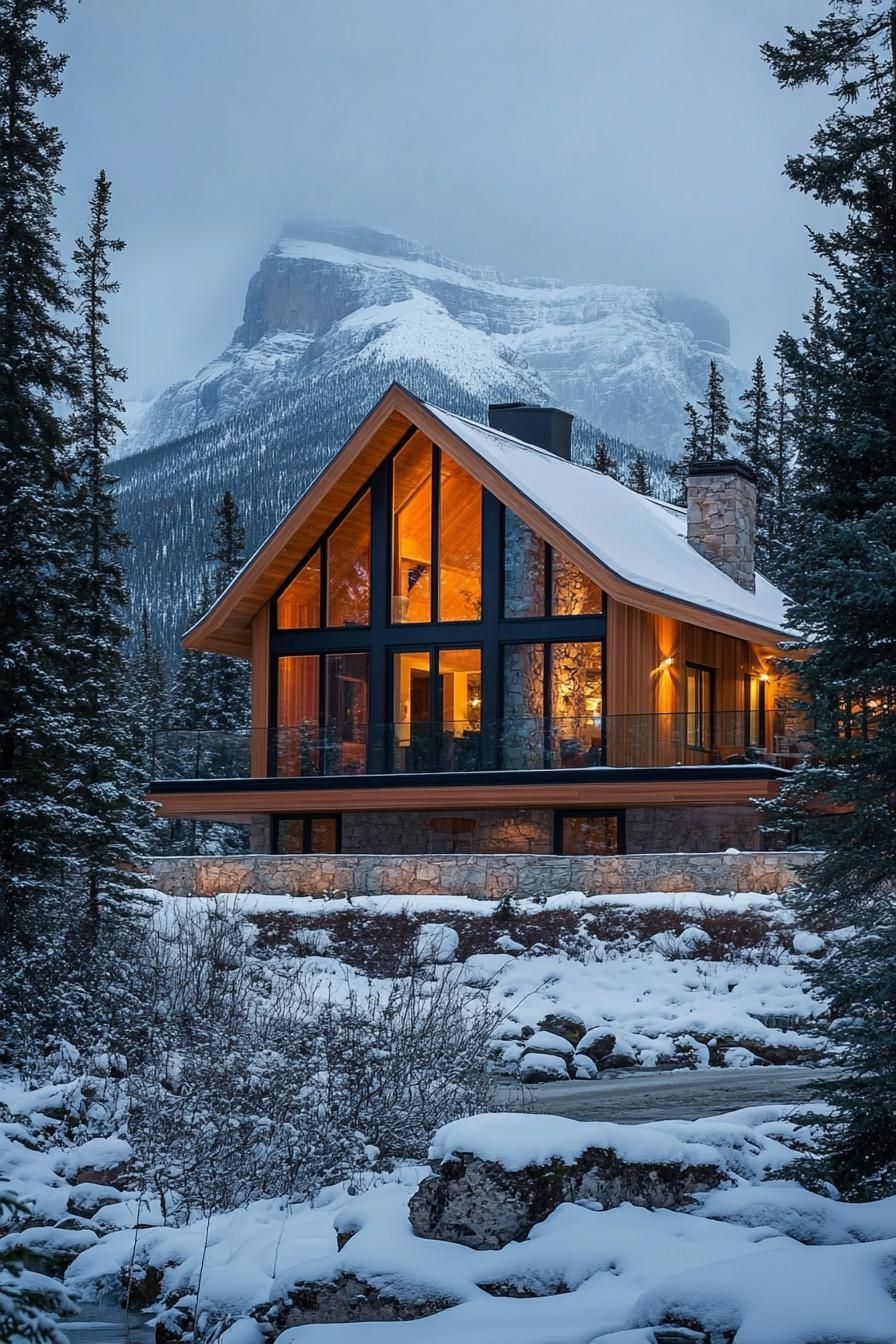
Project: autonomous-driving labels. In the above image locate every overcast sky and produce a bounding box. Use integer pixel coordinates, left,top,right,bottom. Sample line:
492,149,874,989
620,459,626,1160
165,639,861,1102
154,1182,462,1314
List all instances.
53,0,832,402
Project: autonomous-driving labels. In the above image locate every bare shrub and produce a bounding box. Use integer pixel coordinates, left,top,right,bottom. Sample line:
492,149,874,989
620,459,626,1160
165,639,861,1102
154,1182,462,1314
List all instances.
127,899,499,1221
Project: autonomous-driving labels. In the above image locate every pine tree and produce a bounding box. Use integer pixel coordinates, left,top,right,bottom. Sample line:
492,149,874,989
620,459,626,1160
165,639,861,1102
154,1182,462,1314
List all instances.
205,490,250,732
63,170,150,928
760,0,896,1197
732,356,777,569
592,439,619,478
0,0,79,915
702,358,730,460
627,451,651,495
666,363,730,505
131,604,167,756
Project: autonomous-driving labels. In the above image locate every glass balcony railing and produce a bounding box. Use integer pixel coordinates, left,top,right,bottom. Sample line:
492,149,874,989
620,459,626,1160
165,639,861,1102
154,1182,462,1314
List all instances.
151,710,808,782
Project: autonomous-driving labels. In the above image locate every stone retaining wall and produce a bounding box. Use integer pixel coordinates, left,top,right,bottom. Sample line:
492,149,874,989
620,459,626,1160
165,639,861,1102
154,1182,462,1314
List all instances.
147,850,823,901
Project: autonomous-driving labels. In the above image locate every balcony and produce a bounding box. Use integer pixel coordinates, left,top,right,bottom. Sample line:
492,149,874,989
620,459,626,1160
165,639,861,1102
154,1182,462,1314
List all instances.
151,711,807,782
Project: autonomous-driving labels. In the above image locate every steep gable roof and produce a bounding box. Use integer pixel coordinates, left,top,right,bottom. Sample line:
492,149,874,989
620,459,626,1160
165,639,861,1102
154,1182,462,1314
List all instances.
185,383,796,656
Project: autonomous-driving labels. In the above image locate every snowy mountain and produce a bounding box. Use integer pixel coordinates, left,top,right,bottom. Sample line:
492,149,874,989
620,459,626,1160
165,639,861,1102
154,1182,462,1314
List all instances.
122,220,743,462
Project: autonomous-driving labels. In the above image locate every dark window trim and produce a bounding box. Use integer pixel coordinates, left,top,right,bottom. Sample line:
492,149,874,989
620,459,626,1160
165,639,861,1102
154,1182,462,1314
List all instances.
744,673,767,750
553,808,626,855
272,813,342,854
273,479,377,632
685,662,716,752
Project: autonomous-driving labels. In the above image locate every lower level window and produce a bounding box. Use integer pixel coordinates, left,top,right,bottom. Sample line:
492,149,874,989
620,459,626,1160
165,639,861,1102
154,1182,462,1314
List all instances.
556,810,623,855
274,814,340,854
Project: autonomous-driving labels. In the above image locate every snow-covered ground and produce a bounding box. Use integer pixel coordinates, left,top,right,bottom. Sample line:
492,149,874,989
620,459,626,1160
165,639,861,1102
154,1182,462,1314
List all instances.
220,885,831,1078
2,887,865,1344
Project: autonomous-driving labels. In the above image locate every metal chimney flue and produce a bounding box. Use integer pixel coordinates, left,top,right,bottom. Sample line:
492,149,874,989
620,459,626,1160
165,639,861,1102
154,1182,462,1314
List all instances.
488,402,573,460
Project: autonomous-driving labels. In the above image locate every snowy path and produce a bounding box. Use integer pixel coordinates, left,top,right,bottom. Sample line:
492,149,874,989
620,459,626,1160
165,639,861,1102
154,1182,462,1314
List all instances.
493,1064,840,1123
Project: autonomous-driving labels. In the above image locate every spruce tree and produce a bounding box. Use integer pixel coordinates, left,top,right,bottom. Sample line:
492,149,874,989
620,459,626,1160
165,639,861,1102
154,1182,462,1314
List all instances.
63,170,150,927
131,604,167,758
701,358,730,460
627,451,651,495
0,0,78,913
732,356,777,570
205,490,250,732
667,402,705,504
592,439,619,477
761,0,896,1196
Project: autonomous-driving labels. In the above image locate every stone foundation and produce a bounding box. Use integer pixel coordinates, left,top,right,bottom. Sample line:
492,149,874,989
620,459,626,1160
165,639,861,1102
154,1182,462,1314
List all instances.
147,849,822,901
341,809,552,855
625,805,759,853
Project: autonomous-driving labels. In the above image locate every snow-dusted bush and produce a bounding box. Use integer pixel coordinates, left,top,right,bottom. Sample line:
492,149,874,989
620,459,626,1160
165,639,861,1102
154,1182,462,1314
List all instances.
123,900,498,1220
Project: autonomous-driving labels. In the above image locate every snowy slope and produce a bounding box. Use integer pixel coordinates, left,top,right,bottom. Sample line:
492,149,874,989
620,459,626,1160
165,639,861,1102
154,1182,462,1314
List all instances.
121,220,745,460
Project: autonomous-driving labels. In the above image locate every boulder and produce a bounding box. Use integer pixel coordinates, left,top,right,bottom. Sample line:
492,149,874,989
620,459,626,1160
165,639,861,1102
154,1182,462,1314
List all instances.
572,1053,600,1080
66,1182,127,1219
60,1137,132,1188
537,1012,586,1046
597,1051,638,1071
521,1031,575,1059
576,1028,616,1064
119,1262,164,1309
414,923,459,965
518,1052,570,1083
269,1274,454,1329
409,1139,723,1249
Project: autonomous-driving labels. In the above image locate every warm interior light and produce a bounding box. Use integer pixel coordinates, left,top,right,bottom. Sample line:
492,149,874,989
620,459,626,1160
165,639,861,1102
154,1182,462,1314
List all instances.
662,656,674,667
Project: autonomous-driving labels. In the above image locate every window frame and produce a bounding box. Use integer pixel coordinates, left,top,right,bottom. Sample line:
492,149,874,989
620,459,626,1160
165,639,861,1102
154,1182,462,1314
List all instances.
272,813,342,855
744,673,767,750
553,809,625,856
685,662,716,753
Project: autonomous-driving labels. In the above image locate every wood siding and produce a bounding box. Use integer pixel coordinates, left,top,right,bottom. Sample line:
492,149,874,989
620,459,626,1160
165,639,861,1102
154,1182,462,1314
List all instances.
249,605,270,776
605,595,784,766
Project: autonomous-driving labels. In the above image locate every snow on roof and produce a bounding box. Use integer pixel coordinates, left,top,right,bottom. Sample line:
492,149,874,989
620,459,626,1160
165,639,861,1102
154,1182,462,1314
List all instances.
425,402,796,639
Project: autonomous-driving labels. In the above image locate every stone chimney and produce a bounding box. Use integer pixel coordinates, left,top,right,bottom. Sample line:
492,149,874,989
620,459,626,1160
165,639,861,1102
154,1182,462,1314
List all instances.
686,459,757,591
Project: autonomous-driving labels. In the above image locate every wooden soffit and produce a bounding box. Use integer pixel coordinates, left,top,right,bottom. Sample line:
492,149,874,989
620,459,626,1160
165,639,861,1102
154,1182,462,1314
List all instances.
184,382,795,656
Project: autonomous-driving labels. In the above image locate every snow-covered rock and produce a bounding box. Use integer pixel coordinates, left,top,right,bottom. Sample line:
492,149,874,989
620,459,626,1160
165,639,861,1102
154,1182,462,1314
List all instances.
414,923,460,965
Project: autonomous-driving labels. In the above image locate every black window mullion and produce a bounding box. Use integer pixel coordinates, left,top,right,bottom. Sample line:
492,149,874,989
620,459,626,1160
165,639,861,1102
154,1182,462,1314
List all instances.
431,443,440,624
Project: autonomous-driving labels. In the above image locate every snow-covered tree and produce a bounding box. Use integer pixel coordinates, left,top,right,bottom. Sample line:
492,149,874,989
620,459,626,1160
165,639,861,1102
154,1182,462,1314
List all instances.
0,0,79,916
668,362,731,502
761,0,896,1197
62,170,151,928
205,490,249,731
627,451,651,495
732,356,777,570
592,439,619,477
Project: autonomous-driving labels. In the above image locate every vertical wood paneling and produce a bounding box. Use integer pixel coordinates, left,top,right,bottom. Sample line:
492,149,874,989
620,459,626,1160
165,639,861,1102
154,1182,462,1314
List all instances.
250,605,270,777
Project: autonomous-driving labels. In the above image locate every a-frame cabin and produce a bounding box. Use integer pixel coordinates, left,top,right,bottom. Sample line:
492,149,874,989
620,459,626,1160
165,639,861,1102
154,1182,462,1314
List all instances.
149,383,806,856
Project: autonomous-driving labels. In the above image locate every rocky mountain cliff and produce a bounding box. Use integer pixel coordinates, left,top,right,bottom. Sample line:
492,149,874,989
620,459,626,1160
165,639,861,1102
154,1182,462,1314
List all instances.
123,220,743,462
117,223,746,662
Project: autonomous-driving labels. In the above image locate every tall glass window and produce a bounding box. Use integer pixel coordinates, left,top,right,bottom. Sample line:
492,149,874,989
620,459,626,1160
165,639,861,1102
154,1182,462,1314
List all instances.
503,509,545,618
393,650,431,770
276,655,319,776
551,548,602,616
686,664,714,753
437,648,482,768
327,492,371,628
439,457,482,621
392,438,432,623
325,652,368,774
746,674,766,749
277,550,321,629
551,642,603,766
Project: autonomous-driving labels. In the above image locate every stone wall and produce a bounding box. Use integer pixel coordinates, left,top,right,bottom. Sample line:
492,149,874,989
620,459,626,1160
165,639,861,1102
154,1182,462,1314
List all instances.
148,849,823,902
342,809,552,855
626,805,759,854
